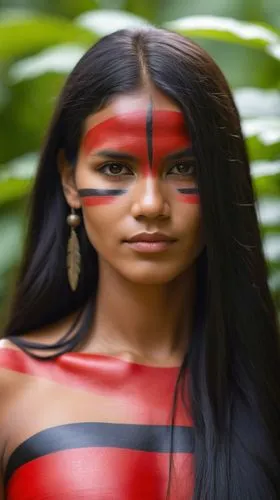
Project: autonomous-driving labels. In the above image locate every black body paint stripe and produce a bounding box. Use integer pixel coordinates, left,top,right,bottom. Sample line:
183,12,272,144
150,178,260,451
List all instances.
5,422,194,484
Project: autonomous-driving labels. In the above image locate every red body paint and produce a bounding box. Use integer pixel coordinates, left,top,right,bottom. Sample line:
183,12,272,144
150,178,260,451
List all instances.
0,347,195,500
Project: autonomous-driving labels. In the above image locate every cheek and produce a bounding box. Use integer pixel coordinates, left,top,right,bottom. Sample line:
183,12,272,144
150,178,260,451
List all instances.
175,201,202,238
80,201,124,251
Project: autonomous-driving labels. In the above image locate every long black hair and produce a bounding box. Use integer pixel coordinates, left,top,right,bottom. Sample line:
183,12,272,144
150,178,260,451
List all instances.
2,27,280,499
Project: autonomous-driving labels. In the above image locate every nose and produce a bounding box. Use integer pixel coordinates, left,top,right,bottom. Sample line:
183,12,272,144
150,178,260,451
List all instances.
131,176,170,219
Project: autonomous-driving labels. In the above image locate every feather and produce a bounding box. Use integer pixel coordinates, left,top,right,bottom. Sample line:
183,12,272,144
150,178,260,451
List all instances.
67,228,80,291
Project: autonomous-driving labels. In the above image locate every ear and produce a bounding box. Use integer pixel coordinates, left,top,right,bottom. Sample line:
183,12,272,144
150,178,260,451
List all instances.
58,150,81,209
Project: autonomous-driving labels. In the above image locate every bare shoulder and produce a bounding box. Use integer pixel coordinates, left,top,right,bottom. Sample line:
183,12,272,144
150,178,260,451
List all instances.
0,312,79,458
0,340,27,485
0,338,30,415
0,310,78,410
0,338,23,386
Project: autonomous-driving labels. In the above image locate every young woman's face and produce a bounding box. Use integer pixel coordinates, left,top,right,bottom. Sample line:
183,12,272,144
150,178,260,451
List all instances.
68,88,204,284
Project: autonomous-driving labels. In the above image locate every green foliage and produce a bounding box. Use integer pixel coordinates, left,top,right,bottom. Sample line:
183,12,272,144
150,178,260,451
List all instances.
0,15,95,61
0,6,279,318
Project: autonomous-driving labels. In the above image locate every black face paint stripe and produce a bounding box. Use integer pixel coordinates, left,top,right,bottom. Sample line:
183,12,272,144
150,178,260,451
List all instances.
177,188,199,194
5,422,194,484
146,100,153,170
78,189,127,197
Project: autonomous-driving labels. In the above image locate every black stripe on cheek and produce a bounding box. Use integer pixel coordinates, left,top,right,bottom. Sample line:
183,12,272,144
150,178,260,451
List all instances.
177,188,199,194
78,189,127,197
5,422,194,485
146,100,153,170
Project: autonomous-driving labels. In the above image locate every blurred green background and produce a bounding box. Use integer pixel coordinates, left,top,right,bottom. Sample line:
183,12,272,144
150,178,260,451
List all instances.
0,0,279,321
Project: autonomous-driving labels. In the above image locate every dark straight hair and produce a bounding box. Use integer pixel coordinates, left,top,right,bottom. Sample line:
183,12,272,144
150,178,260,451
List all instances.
2,27,280,499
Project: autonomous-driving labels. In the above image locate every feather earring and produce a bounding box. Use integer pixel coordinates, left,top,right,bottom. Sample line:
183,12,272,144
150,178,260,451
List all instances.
66,208,81,291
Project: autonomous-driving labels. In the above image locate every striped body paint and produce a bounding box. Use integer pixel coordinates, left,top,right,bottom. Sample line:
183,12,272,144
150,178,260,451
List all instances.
79,105,199,206
0,346,195,499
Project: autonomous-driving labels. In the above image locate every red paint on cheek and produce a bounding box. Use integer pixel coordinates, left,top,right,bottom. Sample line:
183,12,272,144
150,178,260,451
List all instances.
177,193,200,204
81,196,118,206
177,188,200,205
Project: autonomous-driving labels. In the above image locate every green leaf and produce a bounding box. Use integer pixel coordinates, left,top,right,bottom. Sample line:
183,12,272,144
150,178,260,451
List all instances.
0,73,65,164
269,269,280,293
9,44,86,82
257,197,280,226
251,160,280,178
0,153,37,204
234,88,280,118
0,212,23,276
263,233,280,262
242,117,280,145
0,14,96,61
246,135,280,162
267,42,280,61
76,9,151,36
164,16,280,57
124,0,160,23
0,178,32,205
0,152,38,177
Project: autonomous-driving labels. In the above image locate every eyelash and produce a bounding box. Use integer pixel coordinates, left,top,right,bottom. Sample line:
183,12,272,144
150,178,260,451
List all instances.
97,161,196,178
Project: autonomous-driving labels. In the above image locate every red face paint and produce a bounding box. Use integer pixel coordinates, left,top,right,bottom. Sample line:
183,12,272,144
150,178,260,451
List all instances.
78,189,127,206
177,188,200,204
80,108,199,205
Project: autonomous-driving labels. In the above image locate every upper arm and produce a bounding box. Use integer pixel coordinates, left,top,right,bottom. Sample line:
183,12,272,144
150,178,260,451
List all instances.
0,349,23,499
0,371,12,500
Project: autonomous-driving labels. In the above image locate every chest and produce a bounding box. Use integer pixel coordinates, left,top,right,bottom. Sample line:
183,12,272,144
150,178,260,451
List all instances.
6,419,194,500
3,353,194,499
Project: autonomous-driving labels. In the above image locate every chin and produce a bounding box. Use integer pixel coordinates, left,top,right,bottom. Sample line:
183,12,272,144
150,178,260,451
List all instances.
119,263,190,285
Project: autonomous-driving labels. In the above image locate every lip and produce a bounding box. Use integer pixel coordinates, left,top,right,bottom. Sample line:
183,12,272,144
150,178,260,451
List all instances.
126,232,176,243
124,232,177,253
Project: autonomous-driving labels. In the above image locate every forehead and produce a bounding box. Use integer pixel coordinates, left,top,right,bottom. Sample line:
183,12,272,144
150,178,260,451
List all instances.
85,90,181,128
81,92,190,157
82,110,190,155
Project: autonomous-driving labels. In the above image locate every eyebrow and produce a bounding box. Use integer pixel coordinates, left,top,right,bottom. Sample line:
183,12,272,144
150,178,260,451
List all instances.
90,148,194,162
92,150,136,161
165,148,194,161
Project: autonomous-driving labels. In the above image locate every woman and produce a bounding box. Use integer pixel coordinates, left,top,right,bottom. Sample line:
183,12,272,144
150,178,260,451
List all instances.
0,26,279,500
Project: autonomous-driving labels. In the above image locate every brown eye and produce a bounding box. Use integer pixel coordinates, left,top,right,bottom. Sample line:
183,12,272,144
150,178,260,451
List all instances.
169,161,196,176
98,162,132,176
107,163,123,175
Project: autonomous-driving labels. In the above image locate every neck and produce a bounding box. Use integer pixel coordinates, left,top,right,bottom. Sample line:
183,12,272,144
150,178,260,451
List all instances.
84,261,196,365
